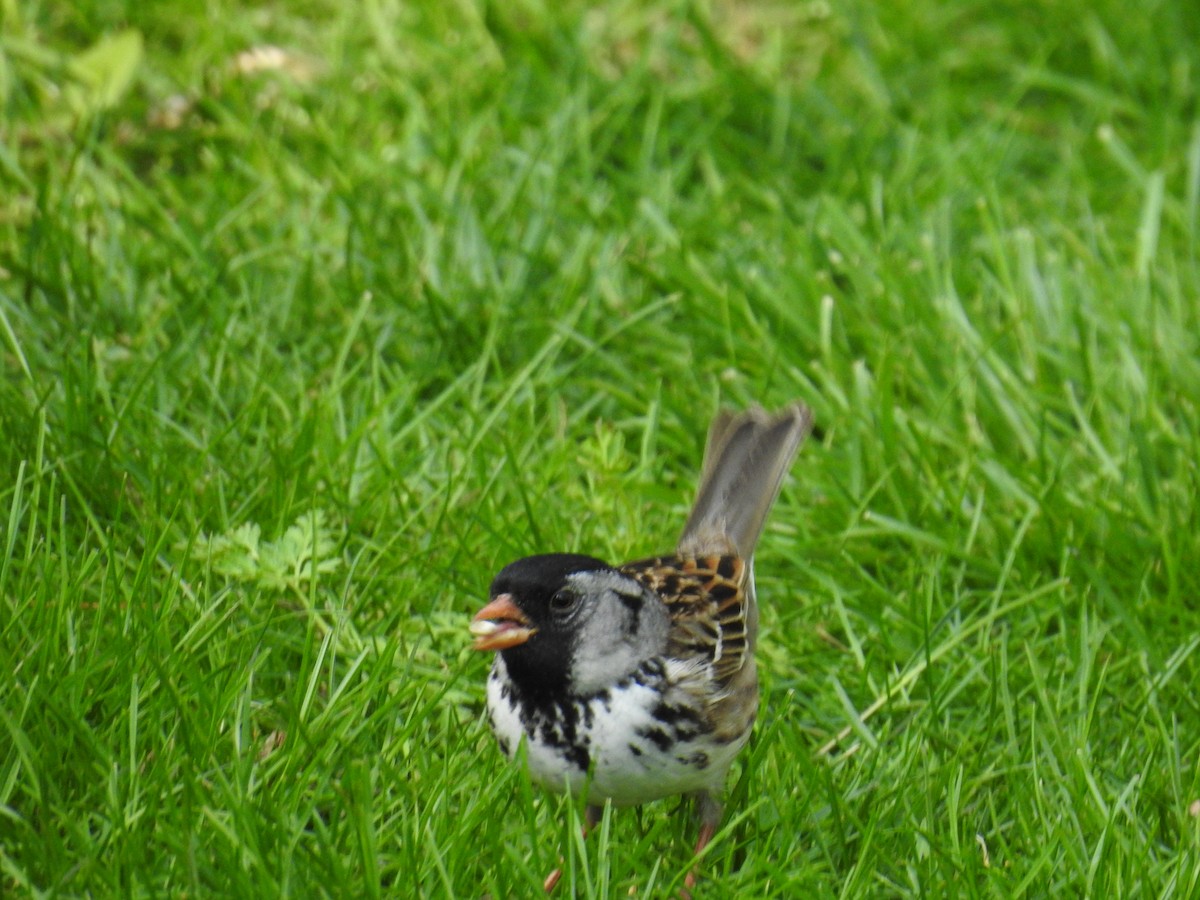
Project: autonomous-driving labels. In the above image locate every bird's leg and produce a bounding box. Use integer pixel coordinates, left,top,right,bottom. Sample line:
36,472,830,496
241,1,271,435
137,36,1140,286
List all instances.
585,803,603,831
543,804,604,892
681,792,723,897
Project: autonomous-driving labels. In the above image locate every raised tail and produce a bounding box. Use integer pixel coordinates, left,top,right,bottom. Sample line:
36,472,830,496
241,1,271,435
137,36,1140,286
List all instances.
677,402,813,559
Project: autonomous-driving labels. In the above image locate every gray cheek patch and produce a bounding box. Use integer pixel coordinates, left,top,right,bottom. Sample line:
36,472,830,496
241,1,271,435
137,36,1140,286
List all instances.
565,570,669,696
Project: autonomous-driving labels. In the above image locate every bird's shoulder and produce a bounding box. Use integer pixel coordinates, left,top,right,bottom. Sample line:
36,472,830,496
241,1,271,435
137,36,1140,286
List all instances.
617,554,749,685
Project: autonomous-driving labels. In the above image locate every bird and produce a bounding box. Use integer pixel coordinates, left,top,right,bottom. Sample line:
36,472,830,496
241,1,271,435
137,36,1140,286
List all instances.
469,402,813,893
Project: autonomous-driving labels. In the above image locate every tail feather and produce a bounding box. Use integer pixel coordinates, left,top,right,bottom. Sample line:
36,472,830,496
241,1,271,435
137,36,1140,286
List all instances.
677,402,812,560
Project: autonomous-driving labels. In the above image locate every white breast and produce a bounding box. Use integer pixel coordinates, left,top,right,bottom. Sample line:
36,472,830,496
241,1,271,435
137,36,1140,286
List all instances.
486,657,747,807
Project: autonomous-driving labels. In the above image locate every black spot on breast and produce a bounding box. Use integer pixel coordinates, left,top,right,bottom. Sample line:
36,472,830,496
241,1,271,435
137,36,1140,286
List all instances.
554,701,581,744
677,751,708,769
581,699,596,728
652,701,696,726
566,743,590,771
637,726,673,752
717,557,737,579
498,736,512,757
628,743,644,757
651,701,705,741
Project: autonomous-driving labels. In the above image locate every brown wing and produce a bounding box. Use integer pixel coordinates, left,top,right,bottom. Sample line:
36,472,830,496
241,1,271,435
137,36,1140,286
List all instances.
620,554,749,686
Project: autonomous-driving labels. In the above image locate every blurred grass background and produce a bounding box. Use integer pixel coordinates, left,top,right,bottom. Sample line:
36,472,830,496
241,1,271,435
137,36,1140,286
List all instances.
2,0,1198,895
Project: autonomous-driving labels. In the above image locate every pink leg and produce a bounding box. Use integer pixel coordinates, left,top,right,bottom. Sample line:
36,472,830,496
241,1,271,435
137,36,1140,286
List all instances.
544,806,603,893
682,793,722,898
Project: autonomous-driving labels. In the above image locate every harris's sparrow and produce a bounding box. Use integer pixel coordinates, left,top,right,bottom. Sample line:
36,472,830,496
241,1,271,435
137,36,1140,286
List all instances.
470,402,812,890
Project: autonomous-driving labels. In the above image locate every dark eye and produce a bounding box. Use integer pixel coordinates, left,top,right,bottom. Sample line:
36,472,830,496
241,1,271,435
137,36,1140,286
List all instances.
549,590,576,615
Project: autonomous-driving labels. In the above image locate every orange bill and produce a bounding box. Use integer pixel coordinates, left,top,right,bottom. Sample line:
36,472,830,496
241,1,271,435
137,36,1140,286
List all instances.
469,594,536,650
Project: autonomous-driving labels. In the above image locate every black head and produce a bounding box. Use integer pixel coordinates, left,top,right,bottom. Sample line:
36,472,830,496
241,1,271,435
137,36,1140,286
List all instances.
486,554,613,699
476,552,671,700
490,553,614,606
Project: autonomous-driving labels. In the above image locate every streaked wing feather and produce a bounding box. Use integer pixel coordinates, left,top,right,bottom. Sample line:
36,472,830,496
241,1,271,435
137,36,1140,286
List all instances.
620,554,748,685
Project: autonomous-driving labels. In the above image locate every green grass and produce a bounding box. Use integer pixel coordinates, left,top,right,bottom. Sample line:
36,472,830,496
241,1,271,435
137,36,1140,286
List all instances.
2,0,1199,896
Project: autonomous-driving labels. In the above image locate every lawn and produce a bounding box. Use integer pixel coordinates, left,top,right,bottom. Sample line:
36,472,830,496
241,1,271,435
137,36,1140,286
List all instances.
2,0,1199,896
